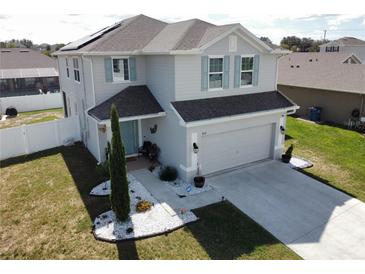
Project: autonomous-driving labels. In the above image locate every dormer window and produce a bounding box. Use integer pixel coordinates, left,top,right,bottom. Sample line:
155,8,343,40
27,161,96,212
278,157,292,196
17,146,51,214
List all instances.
208,57,223,90
112,57,129,82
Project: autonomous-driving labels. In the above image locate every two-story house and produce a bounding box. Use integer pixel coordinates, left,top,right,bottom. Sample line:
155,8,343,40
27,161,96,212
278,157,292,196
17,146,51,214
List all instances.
54,14,297,182
319,37,365,62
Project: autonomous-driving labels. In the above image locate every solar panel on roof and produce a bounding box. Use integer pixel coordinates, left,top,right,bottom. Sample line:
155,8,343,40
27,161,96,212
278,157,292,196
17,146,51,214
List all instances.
60,22,122,51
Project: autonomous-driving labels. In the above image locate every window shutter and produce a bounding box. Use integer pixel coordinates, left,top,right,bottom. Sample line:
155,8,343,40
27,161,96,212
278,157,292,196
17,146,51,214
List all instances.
223,55,230,89
104,57,113,82
129,57,137,81
234,55,241,88
253,54,260,86
201,56,208,91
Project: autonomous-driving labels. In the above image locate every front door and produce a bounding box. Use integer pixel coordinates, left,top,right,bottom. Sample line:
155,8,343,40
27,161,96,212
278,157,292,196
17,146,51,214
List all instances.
120,120,139,155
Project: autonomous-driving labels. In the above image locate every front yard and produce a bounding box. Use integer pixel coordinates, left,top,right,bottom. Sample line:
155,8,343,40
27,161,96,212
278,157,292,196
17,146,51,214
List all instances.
0,144,299,259
286,116,365,202
0,108,64,130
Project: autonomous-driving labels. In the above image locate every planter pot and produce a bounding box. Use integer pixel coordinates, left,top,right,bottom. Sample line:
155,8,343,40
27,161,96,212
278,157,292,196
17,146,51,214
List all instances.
194,176,205,188
282,154,291,163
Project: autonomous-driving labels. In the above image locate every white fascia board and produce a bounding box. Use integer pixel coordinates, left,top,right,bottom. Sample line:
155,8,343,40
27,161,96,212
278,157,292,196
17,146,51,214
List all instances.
97,112,166,125
169,103,187,126
183,107,299,128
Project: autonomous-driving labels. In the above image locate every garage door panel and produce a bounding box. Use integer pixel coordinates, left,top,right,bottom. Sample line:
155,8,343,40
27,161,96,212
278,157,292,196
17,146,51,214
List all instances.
202,124,273,174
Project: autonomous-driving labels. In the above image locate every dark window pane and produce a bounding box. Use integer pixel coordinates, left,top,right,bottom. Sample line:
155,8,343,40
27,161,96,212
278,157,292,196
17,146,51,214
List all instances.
123,59,129,80
241,57,253,70
241,71,252,85
209,58,223,72
209,73,223,89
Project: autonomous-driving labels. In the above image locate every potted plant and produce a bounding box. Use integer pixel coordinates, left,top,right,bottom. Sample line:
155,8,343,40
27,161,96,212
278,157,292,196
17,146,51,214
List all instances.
282,144,294,163
193,164,205,188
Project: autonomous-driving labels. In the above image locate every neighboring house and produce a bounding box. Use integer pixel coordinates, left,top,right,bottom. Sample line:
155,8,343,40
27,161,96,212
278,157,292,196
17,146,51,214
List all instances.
278,52,365,124
319,37,365,62
54,14,296,182
0,48,60,97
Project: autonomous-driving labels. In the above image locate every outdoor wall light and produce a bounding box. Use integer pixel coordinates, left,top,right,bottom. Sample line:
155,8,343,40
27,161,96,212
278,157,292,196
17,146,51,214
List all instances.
150,124,158,134
280,125,285,134
98,124,106,133
193,142,199,154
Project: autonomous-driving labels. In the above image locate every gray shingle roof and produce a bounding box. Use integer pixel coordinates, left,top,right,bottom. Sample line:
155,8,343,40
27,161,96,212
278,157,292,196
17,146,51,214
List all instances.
321,37,365,47
88,85,164,121
278,52,365,94
171,91,295,122
0,48,57,69
58,15,266,54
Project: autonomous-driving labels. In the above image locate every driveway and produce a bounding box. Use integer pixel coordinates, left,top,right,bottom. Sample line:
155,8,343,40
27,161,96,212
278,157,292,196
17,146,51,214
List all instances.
207,160,365,259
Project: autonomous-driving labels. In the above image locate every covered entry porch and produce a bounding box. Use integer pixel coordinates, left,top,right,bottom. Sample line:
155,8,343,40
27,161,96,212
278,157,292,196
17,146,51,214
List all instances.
87,85,165,162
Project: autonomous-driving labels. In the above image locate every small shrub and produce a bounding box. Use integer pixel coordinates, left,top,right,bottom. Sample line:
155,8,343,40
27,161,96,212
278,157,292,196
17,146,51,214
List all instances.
136,200,153,213
159,166,178,182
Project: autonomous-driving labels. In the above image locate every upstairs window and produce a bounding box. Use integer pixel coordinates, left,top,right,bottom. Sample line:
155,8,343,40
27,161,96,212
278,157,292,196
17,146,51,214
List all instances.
325,46,339,52
208,57,223,90
65,58,70,78
73,58,80,82
241,56,253,86
112,58,129,82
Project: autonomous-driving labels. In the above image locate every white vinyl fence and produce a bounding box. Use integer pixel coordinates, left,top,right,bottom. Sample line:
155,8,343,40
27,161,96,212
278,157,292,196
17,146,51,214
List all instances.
0,93,63,113
0,115,81,161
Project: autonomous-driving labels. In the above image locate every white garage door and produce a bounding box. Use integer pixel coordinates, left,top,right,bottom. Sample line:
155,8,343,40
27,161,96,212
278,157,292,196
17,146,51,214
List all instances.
201,124,274,174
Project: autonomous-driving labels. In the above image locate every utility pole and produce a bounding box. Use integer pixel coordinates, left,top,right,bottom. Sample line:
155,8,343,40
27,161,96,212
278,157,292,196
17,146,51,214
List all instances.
323,30,327,41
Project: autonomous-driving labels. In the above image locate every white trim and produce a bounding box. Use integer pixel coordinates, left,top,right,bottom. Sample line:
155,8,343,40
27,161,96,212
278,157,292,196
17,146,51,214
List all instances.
179,164,197,173
181,107,299,128
191,132,198,171
208,56,224,91
240,55,254,87
111,56,130,83
97,112,166,125
138,119,143,147
169,103,186,126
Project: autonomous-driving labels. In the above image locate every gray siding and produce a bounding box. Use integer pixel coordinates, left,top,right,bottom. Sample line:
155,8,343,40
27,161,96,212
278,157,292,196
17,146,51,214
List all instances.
143,55,188,177
174,34,278,101
92,56,147,104
145,55,175,109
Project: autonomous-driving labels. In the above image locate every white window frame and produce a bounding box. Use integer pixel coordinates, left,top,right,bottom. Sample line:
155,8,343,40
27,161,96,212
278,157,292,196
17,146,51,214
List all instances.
208,55,224,91
65,57,70,78
111,56,130,83
73,57,81,83
240,54,254,88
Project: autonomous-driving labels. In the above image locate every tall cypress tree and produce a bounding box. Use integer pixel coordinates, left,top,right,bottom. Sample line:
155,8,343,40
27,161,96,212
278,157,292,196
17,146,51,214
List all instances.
109,104,130,221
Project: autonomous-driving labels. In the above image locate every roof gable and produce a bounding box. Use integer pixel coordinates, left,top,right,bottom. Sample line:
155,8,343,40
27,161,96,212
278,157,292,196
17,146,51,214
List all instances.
57,15,276,55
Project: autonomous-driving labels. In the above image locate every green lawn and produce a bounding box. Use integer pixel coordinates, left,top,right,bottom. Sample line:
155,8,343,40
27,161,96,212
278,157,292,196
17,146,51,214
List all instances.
286,117,365,202
0,108,64,129
0,144,299,260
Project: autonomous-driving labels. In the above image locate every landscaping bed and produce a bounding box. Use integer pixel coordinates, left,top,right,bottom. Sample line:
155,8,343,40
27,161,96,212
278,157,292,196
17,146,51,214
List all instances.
93,174,198,242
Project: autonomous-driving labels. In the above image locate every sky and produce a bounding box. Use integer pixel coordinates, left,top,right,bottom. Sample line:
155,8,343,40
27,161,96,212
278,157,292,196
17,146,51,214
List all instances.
1,0,365,46
0,13,364,46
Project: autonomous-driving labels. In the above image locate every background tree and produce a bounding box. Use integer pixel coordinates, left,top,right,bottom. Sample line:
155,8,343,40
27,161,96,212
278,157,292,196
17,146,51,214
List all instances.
109,104,130,221
280,36,329,52
260,36,273,44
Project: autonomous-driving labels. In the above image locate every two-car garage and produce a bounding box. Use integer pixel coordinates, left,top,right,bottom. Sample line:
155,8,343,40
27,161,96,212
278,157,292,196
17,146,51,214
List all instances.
201,123,275,174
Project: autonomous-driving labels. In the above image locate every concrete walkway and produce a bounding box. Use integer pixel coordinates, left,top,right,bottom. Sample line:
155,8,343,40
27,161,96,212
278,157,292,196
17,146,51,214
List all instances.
130,169,222,210
207,160,365,259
